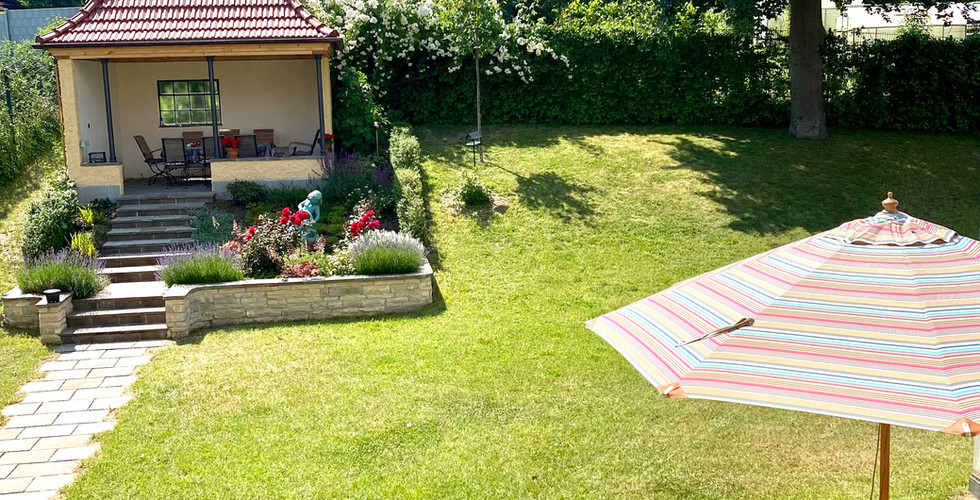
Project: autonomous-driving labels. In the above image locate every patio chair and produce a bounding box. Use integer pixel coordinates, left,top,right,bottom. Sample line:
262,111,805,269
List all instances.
181,130,204,146
203,137,220,162
237,134,258,158
135,135,168,185
183,140,210,182
273,146,292,158
254,129,275,146
161,137,188,185
288,129,321,156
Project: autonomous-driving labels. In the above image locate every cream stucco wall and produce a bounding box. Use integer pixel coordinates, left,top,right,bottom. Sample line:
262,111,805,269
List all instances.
58,59,124,202
210,157,323,197
110,58,331,181
74,60,110,158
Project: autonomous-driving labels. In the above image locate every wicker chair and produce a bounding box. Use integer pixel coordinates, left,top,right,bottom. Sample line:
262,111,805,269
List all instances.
135,135,168,185
203,137,220,162
161,138,188,185
237,134,258,158
288,129,321,156
181,130,204,146
254,129,275,146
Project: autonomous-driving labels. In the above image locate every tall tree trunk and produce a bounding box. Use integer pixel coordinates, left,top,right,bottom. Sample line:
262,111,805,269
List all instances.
788,0,828,140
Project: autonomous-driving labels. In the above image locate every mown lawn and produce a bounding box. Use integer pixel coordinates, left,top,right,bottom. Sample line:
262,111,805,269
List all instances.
0,151,59,422
67,126,980,499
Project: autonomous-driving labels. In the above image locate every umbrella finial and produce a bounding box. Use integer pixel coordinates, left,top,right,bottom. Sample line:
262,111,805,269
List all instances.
882,192,899,214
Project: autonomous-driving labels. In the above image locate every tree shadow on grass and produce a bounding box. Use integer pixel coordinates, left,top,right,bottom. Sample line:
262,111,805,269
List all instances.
657,129,980,237
509,169,598,225
416,125,612,167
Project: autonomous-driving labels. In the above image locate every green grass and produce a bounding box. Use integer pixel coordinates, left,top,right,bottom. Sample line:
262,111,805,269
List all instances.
0,150,59,422
65,126,980,499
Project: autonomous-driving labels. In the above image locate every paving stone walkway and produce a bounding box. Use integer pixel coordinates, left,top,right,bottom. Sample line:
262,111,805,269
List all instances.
0,340,166,499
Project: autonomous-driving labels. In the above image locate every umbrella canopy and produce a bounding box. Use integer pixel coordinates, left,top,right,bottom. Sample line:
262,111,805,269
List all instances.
587,193,980,436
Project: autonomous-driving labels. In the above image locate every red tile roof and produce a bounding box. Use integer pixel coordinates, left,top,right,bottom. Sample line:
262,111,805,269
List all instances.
37,0,341,46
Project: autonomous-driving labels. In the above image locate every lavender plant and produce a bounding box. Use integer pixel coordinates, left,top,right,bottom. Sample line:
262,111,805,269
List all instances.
17,248,108,299
348,230,425,275
157,244,244,286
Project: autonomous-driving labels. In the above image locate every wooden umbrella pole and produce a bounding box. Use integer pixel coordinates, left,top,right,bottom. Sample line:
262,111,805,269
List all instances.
879,423,890,500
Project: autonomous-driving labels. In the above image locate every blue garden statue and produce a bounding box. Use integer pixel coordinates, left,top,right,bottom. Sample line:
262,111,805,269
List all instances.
297,190,322,245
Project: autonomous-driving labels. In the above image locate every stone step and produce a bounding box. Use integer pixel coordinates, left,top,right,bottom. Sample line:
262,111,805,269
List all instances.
99,252,185,269
106,226,194,242
61,324,169,344
115,202,207,217
100,238,195,255
67,307,167,328
111,214,192,229
100,265,160,283
72,282,168,312
116,192,214,206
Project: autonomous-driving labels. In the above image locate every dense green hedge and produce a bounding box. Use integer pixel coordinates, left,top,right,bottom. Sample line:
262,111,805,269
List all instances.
825,33,980,134
0,41,61,187
388,28,789,126
384,29,980,134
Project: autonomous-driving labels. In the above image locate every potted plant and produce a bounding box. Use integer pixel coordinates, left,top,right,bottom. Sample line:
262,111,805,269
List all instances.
221,136,242,159
323,133,334,152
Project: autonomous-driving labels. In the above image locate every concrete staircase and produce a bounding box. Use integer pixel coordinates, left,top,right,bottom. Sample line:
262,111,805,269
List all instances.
62,190,213,344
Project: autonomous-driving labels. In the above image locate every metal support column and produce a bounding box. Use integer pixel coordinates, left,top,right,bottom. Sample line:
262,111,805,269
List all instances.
314,54,326,156
207,56,221,158
101,58,116,162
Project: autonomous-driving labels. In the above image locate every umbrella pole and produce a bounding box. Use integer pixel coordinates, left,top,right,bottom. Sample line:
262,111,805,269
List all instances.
879,423,890,500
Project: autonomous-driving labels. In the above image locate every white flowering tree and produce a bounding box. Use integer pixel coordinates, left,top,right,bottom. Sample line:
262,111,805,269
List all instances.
305,0,565,157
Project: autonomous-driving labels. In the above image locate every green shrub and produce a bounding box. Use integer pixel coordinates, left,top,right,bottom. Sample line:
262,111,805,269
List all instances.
286,247,354,277
332,66,385,153
0,40,60,189
22,186,78,260
389,125,422,171
227,180,267,206
349,230,424,275
17,249,107,299
394,167,427,242
157,246,244,287
190,207,235,244
69,232,96,257
455,172,493,206
265,185,312,209
77,206,95,229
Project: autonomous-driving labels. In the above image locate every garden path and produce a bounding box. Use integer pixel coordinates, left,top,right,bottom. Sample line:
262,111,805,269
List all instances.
0,340,166,498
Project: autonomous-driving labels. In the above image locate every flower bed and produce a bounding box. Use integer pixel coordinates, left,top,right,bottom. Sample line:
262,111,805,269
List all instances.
164,259,433,338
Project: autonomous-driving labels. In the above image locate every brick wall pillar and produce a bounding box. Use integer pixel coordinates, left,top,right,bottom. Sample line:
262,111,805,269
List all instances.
36,294,72,345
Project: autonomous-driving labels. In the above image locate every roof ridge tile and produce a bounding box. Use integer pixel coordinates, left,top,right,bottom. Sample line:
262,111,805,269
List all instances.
36,0,341,46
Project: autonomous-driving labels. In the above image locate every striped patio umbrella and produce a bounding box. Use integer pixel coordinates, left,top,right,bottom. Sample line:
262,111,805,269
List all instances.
586,193,980,499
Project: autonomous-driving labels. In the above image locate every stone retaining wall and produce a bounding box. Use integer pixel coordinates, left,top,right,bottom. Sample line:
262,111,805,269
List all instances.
1,288,42,332
165,260,433,338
